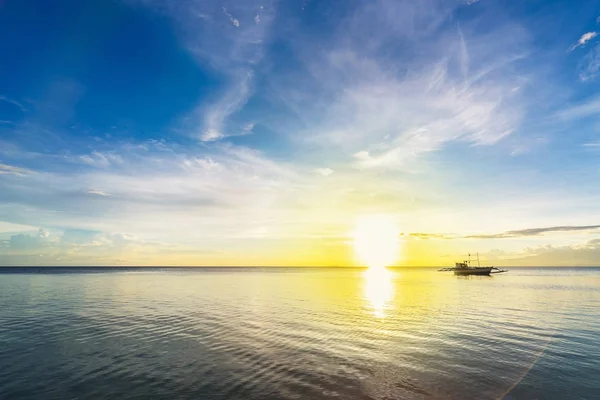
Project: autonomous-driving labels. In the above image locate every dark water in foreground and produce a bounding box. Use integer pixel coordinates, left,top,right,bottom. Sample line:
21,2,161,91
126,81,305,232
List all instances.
0,267,599,400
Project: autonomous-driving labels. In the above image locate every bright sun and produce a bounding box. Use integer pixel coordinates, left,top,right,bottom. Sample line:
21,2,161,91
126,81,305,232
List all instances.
353,215,400,268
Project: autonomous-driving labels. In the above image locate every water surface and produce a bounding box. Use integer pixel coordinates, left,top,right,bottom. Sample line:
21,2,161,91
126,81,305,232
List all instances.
1,267,599,399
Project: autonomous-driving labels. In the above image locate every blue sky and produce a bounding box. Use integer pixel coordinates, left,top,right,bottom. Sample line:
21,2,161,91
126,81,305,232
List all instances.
2,0,600,266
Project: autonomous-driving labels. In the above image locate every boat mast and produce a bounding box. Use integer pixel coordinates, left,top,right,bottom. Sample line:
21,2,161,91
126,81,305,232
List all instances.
477,253,480,268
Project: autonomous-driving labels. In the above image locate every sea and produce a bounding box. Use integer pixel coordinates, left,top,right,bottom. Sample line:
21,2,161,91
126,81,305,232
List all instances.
0,267,599,400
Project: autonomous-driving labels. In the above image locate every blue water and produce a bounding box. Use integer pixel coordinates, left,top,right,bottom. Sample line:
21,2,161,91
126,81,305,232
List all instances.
0,267,599,399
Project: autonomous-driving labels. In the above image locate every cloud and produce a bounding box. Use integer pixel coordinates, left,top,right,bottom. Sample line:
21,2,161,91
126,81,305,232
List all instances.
0,135,433,264
9,229,51,250
465,224,600,239
0,140,309,243
0,162,32,176
222,7,240,27
71,151,124,168
0,227,162,266
570,32,598,51
201,128,224,142
87,189,111,197
200,71,253,141
0,95,27,114
139,0,275,142
555,95,600,119
407,232,453,240
272,1,529,169
497,238,600,266
400,225,600,240
0,221,39,233
242,122,255,134
578,43,600,81
314,168,334,176
353,151,370,161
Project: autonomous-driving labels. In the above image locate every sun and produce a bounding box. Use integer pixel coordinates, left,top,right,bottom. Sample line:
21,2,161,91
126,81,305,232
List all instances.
353,215,400,268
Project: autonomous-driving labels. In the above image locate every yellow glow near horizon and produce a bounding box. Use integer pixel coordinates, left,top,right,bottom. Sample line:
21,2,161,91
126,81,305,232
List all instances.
353,215,400,268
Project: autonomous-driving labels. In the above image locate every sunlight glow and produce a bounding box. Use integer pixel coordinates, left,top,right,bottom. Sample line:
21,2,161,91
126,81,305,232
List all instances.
353,215,401,268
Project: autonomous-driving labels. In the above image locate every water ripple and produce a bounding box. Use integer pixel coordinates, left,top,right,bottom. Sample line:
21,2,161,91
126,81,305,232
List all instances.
1,267,599,399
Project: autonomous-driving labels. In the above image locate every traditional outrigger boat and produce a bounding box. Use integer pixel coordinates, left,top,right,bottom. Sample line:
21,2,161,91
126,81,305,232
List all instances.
438,253,507,276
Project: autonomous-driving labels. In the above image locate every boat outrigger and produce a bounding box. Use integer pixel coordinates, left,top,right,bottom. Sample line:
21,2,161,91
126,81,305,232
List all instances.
438,253,507,276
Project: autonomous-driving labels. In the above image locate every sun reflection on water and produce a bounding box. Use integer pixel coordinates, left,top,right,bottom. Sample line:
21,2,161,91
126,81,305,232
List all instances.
363,267,394,318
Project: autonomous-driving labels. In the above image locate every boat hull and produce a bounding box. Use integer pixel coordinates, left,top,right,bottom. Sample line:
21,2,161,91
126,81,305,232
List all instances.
454,267,493,276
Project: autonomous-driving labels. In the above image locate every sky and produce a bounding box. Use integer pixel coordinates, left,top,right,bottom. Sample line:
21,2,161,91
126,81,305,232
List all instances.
2,0,600,266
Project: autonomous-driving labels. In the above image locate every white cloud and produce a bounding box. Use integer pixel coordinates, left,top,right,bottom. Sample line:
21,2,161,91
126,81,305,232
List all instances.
579,43,600,81
9,229,51,250
0,221,39,233
314,167,334,176
201,128,225,142
129,0,274,142
242,122,255,134
0,227,163,266
556,95,600,119
269,1,528,169
87,189,111,197
314,53,522,169
353,151,370,160
73,151,124,168
162,1,274,142
499,238,600,266
222,7,240,27
0,95,27,113
0,162,32,176
582,141,600,150
570,32,598,51
200,72,254,141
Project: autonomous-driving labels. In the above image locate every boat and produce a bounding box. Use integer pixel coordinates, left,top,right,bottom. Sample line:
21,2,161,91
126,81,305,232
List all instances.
438,253,507,276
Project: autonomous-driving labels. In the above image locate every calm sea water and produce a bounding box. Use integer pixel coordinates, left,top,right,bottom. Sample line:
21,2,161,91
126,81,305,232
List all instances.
0,267,599,400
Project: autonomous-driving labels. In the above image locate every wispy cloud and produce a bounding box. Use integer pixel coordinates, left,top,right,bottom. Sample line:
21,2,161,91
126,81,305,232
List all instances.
579,43,600,81
0,162,32,176
555,95,600,119
87,189,111,197
406,232,453,240
0,227,163,266
402,224,600,240
200,71,253,142
222,7,240,28
495,238,600,266
71,151,124,168
314,168,334,176
139,0,274,142
570,31,598,51
272,1,529,169
0,140,305,242
465,224,600,239
0,95,27,113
